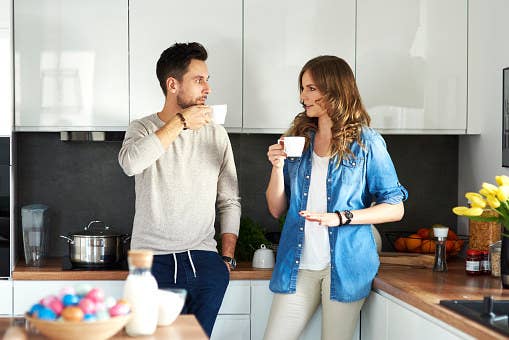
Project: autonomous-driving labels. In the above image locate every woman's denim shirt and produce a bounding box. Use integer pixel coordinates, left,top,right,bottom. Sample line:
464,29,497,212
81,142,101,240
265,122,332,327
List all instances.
269,127,408,302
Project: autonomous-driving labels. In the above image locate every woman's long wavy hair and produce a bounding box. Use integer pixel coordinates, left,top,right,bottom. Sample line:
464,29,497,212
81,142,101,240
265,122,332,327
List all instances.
286,56,371,162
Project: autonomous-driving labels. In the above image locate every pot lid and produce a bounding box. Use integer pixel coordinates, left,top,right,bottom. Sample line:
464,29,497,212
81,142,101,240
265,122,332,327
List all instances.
72,220,122,237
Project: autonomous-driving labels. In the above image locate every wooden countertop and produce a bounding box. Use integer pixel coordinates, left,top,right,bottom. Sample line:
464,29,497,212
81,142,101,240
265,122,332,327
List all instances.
0,315,207,339
13,258,273,280
14,258,509,338
374,260,509,340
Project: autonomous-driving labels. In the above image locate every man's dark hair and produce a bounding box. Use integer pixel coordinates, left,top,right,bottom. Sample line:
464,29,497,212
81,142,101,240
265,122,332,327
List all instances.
156,42,208,96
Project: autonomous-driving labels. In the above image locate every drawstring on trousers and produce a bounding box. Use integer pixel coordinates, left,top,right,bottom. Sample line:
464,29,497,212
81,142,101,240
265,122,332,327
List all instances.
171,251,197,284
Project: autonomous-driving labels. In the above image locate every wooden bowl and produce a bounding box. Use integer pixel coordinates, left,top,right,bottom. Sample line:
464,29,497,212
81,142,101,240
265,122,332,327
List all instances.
25,313,131,340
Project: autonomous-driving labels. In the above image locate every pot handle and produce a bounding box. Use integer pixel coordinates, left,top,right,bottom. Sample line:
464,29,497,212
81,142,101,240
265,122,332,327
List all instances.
59,235,75,244
84,220,104,231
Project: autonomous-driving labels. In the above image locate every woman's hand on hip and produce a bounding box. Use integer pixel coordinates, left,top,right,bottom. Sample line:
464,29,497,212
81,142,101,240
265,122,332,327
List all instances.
267,142,286,168
299,210,340,227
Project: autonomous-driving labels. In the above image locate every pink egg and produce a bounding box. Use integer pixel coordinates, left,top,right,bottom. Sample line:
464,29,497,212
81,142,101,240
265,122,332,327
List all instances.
78,298,96,315
58,286,75,299
48,299,64,315
109,303,130,317
39,295,58,308
85,288,105,303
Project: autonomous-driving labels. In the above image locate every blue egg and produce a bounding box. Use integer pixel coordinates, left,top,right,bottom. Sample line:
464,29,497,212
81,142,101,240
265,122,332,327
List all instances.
28,303,44,316
83,313,97,322
62,294,80,306
37,307,57,321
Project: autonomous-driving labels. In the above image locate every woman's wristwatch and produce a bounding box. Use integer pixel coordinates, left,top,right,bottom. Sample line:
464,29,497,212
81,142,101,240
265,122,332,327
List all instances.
335,210,353,226
222,256,237,270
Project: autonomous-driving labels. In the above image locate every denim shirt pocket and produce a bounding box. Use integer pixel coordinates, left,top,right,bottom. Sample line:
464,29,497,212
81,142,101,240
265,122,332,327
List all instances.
340,157,364,185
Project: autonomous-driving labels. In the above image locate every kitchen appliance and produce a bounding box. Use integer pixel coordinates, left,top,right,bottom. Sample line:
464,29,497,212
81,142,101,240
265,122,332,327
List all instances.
21,204,48,266
0,137,10,277
252,244,275,269
440,296,509,336
59,220,130,268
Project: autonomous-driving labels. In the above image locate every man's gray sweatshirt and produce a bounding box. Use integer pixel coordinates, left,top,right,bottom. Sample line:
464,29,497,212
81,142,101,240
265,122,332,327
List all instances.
118,113,241,254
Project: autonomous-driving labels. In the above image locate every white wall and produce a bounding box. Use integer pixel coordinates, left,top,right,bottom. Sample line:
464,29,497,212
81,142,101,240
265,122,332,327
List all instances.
458,0,509,234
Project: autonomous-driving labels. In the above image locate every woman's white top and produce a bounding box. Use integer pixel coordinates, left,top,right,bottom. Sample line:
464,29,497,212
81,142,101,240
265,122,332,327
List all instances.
299,152,331,270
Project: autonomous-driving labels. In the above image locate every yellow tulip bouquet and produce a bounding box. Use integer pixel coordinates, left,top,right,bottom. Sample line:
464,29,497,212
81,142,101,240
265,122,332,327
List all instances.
453,175,509,236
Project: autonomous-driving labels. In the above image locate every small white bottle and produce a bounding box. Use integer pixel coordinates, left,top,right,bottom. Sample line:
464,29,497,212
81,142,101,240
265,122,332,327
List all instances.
123,249,158,336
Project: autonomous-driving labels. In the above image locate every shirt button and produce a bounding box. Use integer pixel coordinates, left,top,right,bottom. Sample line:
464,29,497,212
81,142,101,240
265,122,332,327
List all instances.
329,231,332,235
306,175,310,179
300,227,304,231
352,162,356,166
296,260,299,264
328,179,331,182
327,197,330,200
304,192,307,196
298,244,302,247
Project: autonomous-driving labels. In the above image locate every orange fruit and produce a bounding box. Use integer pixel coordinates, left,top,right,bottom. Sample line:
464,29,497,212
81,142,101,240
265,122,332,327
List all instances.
421,239,436,253
447,229,458,240
394,237,407,252
445,240,455,252
417,228,431,239
453,239,464,253
405,234,422,253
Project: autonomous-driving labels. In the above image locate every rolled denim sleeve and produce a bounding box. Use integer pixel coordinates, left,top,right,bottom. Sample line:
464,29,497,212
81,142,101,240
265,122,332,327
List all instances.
365,133,408,204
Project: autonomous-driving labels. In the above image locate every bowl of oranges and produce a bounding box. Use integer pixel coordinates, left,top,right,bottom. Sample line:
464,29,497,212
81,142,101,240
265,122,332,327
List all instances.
385,225,467,257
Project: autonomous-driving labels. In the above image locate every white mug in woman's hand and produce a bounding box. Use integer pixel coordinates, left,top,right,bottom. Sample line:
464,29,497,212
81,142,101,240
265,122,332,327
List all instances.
278,136,305,157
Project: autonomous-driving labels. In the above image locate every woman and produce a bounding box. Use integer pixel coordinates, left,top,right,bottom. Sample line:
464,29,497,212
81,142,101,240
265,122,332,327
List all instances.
264,56,408,340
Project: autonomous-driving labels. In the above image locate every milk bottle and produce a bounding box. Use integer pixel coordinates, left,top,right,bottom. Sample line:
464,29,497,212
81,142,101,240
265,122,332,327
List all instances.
123,249,158,336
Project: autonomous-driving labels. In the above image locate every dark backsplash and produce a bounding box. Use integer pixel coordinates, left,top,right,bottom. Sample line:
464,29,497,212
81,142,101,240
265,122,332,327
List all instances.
15,132,458,256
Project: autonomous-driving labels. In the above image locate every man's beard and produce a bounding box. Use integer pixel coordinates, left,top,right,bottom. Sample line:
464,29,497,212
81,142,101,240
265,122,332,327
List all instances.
177,94,205,109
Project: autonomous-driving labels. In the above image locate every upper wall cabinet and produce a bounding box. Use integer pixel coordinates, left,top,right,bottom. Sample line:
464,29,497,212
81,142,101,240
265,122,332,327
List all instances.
0,0,12,136
243,0,356,133
129,0,242,129
0,0,9,29
14,0,128,131
356,0,468,134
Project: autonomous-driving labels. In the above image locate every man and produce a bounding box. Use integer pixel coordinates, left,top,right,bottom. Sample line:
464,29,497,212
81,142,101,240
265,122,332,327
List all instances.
118,42,240,337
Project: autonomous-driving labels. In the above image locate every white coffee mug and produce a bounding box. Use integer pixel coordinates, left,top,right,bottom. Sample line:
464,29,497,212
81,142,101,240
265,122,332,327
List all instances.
209,104,227,125
278,136,305,157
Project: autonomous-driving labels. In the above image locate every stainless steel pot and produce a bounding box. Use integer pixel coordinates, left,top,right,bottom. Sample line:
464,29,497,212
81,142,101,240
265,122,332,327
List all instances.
59,220,131,267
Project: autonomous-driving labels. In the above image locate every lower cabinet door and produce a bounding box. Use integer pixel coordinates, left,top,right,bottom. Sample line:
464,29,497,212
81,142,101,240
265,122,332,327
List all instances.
211,314,250,340
0,279,12,315
13,280,124,315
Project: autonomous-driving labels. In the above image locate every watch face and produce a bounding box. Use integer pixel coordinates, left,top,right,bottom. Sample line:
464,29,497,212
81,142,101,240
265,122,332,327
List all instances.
344,210,353,219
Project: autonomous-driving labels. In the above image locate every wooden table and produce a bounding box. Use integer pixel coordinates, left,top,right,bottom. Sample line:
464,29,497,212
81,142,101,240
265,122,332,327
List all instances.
0,315,208,340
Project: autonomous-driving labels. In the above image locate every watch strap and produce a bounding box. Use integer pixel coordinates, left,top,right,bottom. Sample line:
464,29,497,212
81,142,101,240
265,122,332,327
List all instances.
222,256,236,269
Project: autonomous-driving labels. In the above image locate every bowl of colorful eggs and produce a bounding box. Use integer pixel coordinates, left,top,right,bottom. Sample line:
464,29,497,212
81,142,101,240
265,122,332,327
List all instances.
25,285,131,340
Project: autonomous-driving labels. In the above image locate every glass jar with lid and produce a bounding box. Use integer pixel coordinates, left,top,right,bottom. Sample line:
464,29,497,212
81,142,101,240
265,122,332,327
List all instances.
489,240,502,277
469,210,501,251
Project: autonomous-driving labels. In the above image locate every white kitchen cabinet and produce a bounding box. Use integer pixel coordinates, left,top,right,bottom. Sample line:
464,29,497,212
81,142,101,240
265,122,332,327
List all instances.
356,0,468,134
14,0,128,131
361,291,473,340
12,280,124,315
0,279,12,315
0,29,12,136
243,0,356,133
218,280,250,314
212,315,250,340
251,280,359,340
0,0,10,29
129,0,242,129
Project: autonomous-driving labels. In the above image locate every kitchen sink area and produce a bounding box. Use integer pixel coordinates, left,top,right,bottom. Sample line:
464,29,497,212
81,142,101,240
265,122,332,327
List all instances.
440,297,509,337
